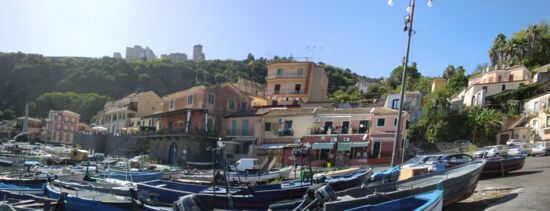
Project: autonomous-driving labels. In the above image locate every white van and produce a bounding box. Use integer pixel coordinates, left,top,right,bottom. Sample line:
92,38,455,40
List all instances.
231,158,260,172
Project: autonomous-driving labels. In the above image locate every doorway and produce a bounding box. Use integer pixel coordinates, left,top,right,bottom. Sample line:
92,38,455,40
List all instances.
168,143,178,165
371,142,381,159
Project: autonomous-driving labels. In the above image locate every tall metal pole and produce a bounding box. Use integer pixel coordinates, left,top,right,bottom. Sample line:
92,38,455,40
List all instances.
391,0,416,167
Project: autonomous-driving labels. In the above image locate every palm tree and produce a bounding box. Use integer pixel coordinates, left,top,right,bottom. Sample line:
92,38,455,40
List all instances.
526,24,541,56
467,108,502,146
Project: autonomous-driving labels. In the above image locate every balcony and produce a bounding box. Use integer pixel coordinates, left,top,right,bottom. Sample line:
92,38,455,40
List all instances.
309,127,368,135
266,89,305,95
278,130,293,136
226,128,254,137
266,73,307,80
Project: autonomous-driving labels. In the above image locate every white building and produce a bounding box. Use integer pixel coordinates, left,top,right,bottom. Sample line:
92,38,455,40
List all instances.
451,65,532,108
383,91,423,123
356,78,381,94
125,45,156,60
113,52,122,58
161,53,188,62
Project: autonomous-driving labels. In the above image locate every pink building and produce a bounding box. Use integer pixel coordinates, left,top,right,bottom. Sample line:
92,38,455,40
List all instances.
220,107,409,167
149,83,253,135
45,110,80,145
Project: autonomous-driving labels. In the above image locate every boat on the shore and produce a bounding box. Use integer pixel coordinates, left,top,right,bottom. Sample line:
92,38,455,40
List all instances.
344,188,443,211
46,181,137,211
195,168,372,210
0,182,44,195
52,179,134,196
480,155,526,177
98,169,163,182
137,180,211,205
0,189,61,210
269,161,484,210
0,159,13,166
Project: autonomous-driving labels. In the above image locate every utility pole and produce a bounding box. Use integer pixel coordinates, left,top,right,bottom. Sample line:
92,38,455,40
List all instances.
390,0,433,167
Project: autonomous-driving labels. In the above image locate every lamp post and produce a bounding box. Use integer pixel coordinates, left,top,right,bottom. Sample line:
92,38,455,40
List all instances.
389,0,432,167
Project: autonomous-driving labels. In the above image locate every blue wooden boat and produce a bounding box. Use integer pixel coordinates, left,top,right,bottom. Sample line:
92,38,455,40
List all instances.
0,159,13,166
137,180,211,204
344,189,443,211
46,182,137,211
0,189,60,210
0,182,43,195
99,170,163,182
194,168,372,210
270,161,485,210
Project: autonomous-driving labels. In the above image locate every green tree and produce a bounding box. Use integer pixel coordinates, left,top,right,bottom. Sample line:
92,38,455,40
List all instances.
387,62,421,90
467,107,502,146
447,66,468,94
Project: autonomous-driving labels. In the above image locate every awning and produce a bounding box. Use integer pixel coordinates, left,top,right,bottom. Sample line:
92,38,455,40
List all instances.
337,143,352,151
312,142,335,150
254,143,287,150
337,142,369,151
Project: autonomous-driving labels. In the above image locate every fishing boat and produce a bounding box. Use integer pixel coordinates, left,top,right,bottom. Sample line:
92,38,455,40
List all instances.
0,182,44,195
46,181,137,211
52,179,134,196
369,165,400,183
225,166,293,183
0,159,13,166
343,189,443,211
194,168,372,210
0,189,61,210
99,169,163,182
270,161,484,210
480,155,526,177
137,180,211,205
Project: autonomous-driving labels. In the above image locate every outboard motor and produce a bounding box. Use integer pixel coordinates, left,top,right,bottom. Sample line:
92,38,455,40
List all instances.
291,184,324,211
294,185,337,211
173,194,211,211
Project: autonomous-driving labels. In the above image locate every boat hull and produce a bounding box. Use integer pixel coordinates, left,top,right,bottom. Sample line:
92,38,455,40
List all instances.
198,169,371,210
46,183,135,211
343,190,443,211
99,170,163,182
137,180,210,204
481,156,525,177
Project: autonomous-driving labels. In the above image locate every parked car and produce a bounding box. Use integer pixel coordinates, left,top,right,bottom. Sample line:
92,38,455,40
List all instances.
532,141,550,156
506,139,524,146
508,142,533,156
454,140,471,146
473,145,509,158
438,153,473,168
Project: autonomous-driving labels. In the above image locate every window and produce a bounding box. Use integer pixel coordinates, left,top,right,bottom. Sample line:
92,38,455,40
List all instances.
547,116,550,127
377,118,385,127
187,95,193,105
264,122,271,131
391,99,399,109
498,75,502,82
228,99,236,109
393,118,397,127
169,99,175,110
277,68,283,75
535,102,539,112
240,102,247,111
274,84,281,94
208,94,215,105
482,86,487,93
294,84,301,93
297,68,304,76
502,84,506,91
241,120,249,136
406,120,410,129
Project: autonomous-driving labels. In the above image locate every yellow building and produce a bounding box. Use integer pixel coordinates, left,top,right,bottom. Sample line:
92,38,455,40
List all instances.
265,61,328,106
431,78,447,93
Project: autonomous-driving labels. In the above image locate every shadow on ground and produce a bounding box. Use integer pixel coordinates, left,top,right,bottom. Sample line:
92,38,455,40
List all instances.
480,170,542,180
444,192,518,211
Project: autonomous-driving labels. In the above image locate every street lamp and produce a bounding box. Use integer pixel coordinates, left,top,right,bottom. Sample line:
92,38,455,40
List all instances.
388,0,432,167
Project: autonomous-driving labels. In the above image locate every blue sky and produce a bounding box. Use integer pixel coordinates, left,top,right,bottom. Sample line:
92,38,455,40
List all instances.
0,0,548,78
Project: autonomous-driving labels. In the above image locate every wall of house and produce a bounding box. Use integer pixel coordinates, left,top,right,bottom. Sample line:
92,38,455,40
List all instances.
262,115,313,144
136,91,162,117
221,116,261,137
307,66,329,102
463,80,528,107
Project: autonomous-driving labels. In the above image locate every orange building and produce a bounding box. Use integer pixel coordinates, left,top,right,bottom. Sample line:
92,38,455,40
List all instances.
265,61,328,106
45,110,80,145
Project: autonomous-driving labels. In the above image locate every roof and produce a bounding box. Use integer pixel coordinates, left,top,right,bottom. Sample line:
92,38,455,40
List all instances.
223,109,271,118
264,108,317,117
319,107,401,115
266,61,316,66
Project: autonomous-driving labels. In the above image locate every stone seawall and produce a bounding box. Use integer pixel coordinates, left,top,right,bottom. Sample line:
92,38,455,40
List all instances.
73,134,216,165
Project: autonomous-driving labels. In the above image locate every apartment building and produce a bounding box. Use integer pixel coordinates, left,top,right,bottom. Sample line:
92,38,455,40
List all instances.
522,92,550,142
161,53,188,62
356,78,381,94
452,65,532,108
192,44,205,61
265,61,328,106
45,110,80,144
95,91,162,135
149,83,252,135
384,91,423,123
125,45,156,60
220,107,409,167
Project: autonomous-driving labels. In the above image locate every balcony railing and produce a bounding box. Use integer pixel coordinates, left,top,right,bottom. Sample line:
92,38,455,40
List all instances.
266,73,306,79
309,127,369,135
278,130,293,136
226,128,254,136
266,89,305,95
